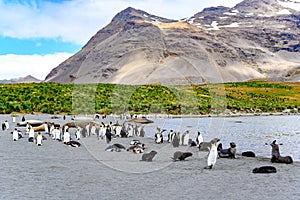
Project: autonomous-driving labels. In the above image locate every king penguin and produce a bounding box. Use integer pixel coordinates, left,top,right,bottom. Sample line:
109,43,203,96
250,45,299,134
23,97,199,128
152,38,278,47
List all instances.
205,142,218,169
196,131,203,146
181,130,190,146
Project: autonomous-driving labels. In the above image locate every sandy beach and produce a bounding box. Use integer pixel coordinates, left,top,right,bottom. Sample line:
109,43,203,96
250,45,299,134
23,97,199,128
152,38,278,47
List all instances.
0,114,299,200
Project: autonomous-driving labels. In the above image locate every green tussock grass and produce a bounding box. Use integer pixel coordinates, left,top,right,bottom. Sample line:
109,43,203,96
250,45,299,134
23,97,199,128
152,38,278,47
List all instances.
0,81,299,115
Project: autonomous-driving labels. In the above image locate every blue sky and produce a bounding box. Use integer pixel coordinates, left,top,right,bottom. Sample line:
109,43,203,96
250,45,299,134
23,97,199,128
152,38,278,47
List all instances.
0,0,243,80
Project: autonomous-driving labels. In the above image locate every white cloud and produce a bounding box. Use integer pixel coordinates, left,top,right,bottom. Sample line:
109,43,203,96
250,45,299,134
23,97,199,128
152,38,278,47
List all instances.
0,0,243,45
0,53,73,80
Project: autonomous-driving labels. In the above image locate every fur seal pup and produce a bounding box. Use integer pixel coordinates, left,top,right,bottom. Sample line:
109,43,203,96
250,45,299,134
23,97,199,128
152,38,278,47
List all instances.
141,150,157,162
242,151,256,157
199,138,220,151
188,139,197,147
181,130,190,146
218,142,237,158
252,166,277,174
204,142,218,169
172,131,180,147
270,140,293,164
172,151,193,161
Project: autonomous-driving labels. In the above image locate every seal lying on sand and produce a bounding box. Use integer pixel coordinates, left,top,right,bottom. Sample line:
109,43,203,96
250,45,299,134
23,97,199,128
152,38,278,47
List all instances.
17,120,44,127
141,150,157,162
252,166,277,173
218,142,237,158
172,151,193,161
242,151,256,157
199,138,220,151
270,140,293,164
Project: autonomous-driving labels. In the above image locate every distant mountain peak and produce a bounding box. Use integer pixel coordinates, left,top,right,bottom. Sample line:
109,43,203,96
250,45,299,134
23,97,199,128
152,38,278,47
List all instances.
0,75,41,84
111,6,177,24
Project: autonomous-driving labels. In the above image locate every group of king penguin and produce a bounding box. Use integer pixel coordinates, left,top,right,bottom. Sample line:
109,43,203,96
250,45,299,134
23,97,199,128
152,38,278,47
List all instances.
4,115,222,169
154,127,220,169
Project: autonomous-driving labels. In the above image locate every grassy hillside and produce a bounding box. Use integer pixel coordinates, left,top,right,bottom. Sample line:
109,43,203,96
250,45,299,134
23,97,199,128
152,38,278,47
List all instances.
0,81,299,115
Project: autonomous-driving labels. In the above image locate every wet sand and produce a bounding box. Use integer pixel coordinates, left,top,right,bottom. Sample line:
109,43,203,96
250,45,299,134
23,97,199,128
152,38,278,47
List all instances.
0,114,299,200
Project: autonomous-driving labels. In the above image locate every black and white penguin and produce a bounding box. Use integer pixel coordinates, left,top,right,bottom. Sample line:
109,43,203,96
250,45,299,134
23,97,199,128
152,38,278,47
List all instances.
155,127,165,144
172,132,180,147
105,126,112,144
181,130,190,146
196,131,203,146
36,132,43,146
205,142,218,169
138,126,145,137
2,122,6,131
167,130,175,143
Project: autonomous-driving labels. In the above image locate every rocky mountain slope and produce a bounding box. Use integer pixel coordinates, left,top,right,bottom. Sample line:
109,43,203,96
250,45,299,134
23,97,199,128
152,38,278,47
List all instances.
44,0,300,85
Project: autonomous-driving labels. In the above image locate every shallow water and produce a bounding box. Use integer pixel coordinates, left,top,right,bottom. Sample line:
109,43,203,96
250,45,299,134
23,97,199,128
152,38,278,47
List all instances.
144,114,300,161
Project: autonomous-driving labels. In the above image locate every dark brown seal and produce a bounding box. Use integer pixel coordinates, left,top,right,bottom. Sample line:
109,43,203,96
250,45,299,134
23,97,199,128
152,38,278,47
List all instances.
253,166,277,173
141,150,157,162
172,151,193,161
270,140,293,164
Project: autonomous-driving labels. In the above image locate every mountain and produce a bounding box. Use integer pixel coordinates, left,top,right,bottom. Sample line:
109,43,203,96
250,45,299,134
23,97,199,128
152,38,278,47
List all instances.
0,75,41,84
44,0,300,85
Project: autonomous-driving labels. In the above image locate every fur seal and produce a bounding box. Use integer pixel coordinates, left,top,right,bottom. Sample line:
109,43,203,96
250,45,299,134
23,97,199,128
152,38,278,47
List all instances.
218,142,237,158
172,151,193,161
130,118,153,124
17,120,44,127
204,142,218,169
270,140,293,164
181,130,190,146
188,139,197,146
141,150,157,162
252,166,277,173
242,151,256,157
199,138,220,151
